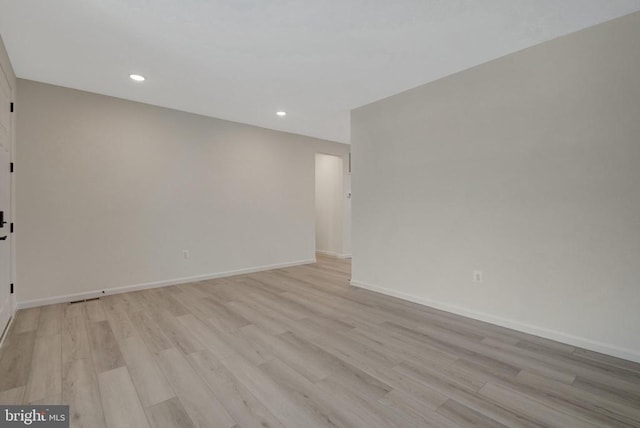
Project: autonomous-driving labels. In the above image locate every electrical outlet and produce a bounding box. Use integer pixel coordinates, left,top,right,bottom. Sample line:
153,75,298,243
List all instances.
183,250,190,260
473,270,483,283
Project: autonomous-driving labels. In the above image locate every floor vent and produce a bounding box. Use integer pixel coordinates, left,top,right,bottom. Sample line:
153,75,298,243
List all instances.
69,297,100,304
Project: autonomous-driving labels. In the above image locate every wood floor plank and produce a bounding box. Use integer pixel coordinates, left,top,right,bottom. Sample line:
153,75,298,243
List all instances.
98,366,150,428
28,394,62,405
156,347,235,428
347,317,459,364
0,386,25,404
62,313,91,363
202,297,251,332
118,336,174,407
0,331,37,391
1,257,639,427
378,391,458,428
289,320,398,374
147,289,190,317
176,314,236,360
208,320,273,366
116,291,148,315
572,348,640,375
379,388,456,427
85,299,107,323
11,307,40,334
167,292,219,324
385,319,576,385
255,357,347,428
572,376,640,415
24,332,62,403
382,384,449,414
280,329,394,402
237,285,308,321
226,300,289,335
145,397,196,428
393,363,541,428
313,375,395,428
64,301,86,319
87,321,125,374
515,370,640,427
36,303,63,337
188,349,285,428
219,353,330,428
63,357,106,428
103,298,137,342
437,398,507,427
128,310,173,354
240,325,329,382
479,382,601,428
152,311,205,355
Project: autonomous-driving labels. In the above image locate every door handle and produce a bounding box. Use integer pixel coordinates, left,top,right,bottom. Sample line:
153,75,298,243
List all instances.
0,210,6,227
0,236,6,240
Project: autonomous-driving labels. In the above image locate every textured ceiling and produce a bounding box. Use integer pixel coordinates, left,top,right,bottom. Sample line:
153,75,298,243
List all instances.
1,0,639,143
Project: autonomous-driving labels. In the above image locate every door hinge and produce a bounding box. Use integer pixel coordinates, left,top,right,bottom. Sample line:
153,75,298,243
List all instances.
10,223,14,233
10,102,14,113
10,162,14,173
10,283,14,294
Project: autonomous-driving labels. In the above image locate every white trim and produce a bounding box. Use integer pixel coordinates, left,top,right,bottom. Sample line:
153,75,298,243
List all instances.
16,259,316,310
350,279,640,364
316,250,352,259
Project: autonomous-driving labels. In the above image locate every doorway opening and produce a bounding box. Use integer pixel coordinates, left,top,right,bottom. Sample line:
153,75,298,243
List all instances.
314,153,350,260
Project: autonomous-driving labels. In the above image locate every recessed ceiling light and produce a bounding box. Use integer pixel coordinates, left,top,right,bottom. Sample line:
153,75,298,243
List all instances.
129,74,146,82
276,111,287,117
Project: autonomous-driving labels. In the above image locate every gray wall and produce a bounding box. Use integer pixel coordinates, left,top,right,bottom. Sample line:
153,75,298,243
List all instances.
351,12,640,362
16,79,349,305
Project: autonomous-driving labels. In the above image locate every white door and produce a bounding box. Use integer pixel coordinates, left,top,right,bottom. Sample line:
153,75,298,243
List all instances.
0,64,12,337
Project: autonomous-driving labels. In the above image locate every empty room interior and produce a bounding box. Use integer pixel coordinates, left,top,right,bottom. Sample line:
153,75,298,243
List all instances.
1,2,640,427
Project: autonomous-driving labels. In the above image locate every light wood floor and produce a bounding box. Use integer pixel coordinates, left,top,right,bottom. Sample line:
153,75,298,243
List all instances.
1,256,640,427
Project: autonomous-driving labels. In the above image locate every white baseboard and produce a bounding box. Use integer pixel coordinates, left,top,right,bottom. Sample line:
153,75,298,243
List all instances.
316,250,352,259
16,259,316,310
350,279,640,364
